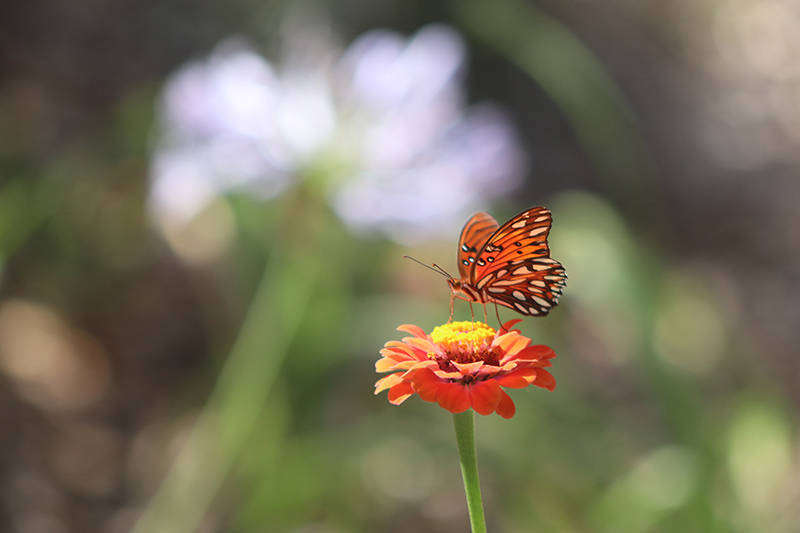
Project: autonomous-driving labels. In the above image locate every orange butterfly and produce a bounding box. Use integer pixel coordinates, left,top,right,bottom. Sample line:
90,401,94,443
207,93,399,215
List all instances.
409,207,566,321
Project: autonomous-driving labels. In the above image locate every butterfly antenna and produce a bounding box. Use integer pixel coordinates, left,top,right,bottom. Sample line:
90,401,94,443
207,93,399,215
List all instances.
402,255,454,280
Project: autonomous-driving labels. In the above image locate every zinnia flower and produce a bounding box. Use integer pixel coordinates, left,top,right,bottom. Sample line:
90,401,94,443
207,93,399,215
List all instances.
375,320,556,419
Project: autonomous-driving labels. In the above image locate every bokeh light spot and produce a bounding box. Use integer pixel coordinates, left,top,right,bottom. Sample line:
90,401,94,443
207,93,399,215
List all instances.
727,399,792,513
159,197,237,265
0,299,111,413
654,272,727,375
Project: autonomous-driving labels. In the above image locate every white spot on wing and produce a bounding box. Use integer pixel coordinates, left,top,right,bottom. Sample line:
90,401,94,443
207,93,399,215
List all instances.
511,220,527,229
512,290,527,301
492,279,525,287
515,302,527,313
532,296,550,307
513,266,532,275
529,227,547,237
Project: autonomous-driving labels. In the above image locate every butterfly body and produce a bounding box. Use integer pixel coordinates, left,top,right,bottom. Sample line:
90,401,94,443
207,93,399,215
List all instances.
449,207,566,317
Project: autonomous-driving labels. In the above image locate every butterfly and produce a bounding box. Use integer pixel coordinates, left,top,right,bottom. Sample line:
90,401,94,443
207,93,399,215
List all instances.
445,207,567,320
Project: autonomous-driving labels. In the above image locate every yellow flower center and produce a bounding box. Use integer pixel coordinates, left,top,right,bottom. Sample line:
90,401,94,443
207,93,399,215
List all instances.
429,321,500,365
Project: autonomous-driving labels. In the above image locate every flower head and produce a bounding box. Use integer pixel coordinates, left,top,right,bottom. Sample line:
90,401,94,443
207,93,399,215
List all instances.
375,320,556,418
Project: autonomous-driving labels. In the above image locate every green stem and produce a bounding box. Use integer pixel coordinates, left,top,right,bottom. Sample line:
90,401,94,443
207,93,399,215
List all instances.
131,194,327,533
453,410,487,533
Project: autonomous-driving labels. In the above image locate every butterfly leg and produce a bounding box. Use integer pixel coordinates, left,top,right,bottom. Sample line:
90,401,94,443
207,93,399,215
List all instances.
468,301,475,322
494,302,502,327
449,293,455,323
482,304,488,325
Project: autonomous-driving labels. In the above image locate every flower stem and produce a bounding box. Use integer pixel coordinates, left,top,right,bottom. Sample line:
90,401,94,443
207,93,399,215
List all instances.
131,193,328,533
453,410,487,533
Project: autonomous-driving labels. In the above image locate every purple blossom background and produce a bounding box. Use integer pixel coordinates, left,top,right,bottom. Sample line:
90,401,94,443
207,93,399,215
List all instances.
149,24,526,243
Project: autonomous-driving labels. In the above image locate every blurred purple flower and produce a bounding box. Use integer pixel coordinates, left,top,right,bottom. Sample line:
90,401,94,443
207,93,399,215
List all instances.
148,25,526,243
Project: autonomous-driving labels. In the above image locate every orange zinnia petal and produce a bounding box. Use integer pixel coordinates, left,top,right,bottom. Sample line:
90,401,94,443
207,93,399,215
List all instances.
399,360,438,379
397,324,428,339
494,367,538,388
499,319,522,334
378,350,410,362
382,342,419,356
431,368,463,380
411,368,442,402
381,344,426,363
533,368,556,391
405,337,439,354
375,373,404,394
469,380,502,415
382,341,407,350
376,359,419,372
437,382,470,414
382,341,411,351
498,360,521,371
513,344,556,361
496,390,516,419
493,332,530,355
375,357,402,372
452,361,484,375
388,382,415,405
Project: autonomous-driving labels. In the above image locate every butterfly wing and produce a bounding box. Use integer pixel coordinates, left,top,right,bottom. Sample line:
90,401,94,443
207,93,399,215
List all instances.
469,207,567,316
457,212,500,279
